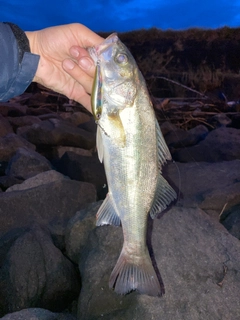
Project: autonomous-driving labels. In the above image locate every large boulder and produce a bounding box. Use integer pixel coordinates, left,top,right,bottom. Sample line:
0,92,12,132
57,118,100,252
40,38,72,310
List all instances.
77,206,240,320
1,308,77,320
5,147,52,180
56,152,107,199
18,119,95,149
0,179,96,238
0,133,35,162
0,225,80,316
173,127,240,162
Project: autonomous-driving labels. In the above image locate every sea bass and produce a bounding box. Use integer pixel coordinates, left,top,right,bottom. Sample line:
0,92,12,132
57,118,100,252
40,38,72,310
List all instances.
88,34,177,296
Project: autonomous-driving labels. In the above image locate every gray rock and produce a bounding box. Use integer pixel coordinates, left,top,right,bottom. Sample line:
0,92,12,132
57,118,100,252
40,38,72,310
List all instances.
65,201,102,264
220,204,240,240
49,146,92,161
209,113,232,127
164,124,208,150
56,152,107,199
0,179,96,238
6,170,68,192
5,148,52,180
7,115,42,131
77,206,240,320
62,111,91,126
18,119,95,149
165,160,240,220
0,102,27,117
160,121,178,136
0,225,80,316
0,133,35,162
0,176,23,191
1,308,77,320
0,114,14,138
174,127,240,162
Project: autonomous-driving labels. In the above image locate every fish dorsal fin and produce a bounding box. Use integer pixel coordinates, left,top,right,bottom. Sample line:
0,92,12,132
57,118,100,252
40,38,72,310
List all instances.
155,119,172,169
96,125,104,163
150,173,177,219
96,193,121,226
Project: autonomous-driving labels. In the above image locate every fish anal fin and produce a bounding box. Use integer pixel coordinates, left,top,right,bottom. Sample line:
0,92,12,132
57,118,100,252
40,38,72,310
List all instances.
96,194,121,226
109,247,162,296
150,173,177,219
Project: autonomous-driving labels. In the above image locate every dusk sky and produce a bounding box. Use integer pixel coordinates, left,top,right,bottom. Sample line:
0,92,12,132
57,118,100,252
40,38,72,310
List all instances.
0,0,240,33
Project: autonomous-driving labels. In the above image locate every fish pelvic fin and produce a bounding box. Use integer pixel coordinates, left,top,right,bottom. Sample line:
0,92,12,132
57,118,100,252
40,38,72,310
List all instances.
150,173,177,219
96,194,121,226
109,247,162,296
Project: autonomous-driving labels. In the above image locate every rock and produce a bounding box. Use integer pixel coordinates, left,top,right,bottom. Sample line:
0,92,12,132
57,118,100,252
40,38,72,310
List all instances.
18,119,95,149
56,152,107,199
165,160,240,220
164,124,209,150
62,111,91,126
0,102,27,117
220,203,240,239
7,115,42,131
5,147,52,180
0,179,96,238
78,118,97,134
49,146,92,162
0,176,23,191
0,133,36,162
26,107,53,116
173,127,240,162
0,225,80,316
0,114,14,137
160,121,178,136
65,201,102,264
77,206,240,320
208,113,232,127
6,170,68,192
1,308,77,320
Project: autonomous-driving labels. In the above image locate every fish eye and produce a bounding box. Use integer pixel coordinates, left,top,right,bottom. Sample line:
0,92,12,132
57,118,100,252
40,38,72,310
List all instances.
115,53,128,65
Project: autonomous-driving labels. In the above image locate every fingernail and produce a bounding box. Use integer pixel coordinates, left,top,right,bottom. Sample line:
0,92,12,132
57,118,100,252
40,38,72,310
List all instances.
63,59,75,70
70,47,79,58
79,57,93,70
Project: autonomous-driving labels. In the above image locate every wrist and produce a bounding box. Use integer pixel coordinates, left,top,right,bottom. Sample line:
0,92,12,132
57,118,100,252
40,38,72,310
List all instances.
25,31,41,83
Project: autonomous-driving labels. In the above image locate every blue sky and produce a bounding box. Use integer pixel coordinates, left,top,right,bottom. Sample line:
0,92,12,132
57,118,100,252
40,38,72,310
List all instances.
0,0,240,32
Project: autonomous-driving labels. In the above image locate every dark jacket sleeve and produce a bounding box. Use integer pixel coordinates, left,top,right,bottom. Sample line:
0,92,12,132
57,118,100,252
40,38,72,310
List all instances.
0,22,40,102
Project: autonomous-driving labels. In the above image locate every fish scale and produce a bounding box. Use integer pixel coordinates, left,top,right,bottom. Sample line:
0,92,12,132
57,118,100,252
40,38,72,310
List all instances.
88,33,177,296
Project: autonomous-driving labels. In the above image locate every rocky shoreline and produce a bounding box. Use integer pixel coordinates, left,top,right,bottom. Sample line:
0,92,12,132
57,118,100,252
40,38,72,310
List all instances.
0,87,239,319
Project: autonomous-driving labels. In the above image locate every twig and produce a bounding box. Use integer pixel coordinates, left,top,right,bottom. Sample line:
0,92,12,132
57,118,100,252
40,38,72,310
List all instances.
150,76,208,98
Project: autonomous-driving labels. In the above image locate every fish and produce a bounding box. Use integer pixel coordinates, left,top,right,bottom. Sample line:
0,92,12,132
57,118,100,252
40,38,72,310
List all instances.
88,33,177,296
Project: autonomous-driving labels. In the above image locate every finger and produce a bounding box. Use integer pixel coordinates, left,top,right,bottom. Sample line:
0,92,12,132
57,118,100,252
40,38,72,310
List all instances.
70,46,96,77
62,59,93,94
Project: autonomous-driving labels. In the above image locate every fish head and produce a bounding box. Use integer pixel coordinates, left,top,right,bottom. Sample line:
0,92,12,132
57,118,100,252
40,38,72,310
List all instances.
88,33,138,116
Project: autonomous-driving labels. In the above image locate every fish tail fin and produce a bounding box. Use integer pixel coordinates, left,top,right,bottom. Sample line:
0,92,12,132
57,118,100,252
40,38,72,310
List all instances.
109,247,162,296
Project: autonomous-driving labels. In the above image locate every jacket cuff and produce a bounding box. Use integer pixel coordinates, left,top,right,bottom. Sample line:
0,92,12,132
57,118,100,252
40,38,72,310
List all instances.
0,52,40,101
0,23,40,102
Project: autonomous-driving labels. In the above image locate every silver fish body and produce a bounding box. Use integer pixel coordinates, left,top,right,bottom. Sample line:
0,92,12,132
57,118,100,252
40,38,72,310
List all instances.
89,34,176,296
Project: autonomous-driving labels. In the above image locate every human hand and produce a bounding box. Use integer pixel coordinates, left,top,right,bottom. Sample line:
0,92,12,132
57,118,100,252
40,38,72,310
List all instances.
26,23,103,112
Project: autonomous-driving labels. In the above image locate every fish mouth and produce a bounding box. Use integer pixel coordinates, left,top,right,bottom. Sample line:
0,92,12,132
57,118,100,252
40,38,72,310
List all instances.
88,33,118,63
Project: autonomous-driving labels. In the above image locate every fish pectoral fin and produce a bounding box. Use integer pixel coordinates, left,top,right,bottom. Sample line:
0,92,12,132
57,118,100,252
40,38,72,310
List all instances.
109,246,162,296
150,173,177,219
108,112,126,148
156,118,172,169
96,193,121,226
96,125,104,163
